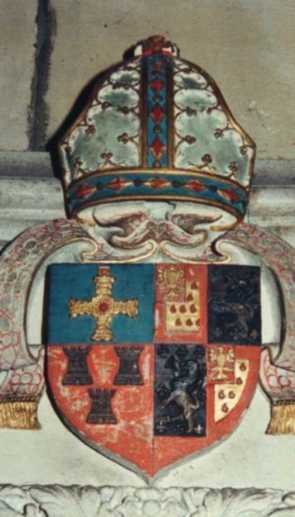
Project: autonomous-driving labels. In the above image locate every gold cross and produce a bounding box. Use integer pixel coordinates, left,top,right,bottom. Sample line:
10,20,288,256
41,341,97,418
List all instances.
68,266,139,341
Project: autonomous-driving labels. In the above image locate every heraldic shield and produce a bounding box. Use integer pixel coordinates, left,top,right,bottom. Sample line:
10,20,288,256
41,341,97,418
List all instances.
45,262,261,478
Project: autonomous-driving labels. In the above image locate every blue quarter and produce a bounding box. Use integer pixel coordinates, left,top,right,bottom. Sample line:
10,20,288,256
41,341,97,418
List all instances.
46,263,155,345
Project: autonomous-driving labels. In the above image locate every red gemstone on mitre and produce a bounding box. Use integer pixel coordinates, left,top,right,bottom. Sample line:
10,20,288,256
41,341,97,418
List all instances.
108,178,126,190
148,177,169,189
75,185,95,198
151,80,164,92
219,188,240,202
151,105,164,123
151,137,166,159
186,180,205,192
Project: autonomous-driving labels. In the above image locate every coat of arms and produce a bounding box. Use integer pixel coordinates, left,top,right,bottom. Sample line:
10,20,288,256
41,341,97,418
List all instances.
1,36,295,481
46,262,261,477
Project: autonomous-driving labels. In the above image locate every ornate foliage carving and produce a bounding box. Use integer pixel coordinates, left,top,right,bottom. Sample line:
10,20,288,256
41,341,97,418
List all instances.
0,485,294,517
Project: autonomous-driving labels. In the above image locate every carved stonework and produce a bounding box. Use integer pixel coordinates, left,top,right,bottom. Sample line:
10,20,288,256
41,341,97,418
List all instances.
1,35,295,490
0,485,295,516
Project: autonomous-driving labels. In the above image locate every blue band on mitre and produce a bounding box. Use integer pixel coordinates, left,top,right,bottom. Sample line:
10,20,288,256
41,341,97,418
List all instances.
66,170,248,219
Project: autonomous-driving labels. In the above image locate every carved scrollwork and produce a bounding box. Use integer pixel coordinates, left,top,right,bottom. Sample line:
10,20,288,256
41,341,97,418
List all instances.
81,202,236,263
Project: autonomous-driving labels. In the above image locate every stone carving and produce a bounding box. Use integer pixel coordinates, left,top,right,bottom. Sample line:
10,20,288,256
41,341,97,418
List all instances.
1,34,295,490
82,203,238,262
0,485,295,516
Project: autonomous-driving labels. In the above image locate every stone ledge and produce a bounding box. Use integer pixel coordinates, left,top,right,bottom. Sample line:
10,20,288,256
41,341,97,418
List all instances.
248,188,295,226
0,152,53,177
252,159,295,187
0,171,65,242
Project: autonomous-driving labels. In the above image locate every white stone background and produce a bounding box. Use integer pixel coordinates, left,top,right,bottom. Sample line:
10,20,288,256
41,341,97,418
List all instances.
1,0,295,499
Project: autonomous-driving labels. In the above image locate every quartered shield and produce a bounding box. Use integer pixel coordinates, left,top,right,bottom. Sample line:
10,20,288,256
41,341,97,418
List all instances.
45,262,261,478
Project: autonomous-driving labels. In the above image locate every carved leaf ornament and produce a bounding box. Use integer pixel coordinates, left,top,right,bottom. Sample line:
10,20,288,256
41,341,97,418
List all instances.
0,486,295,517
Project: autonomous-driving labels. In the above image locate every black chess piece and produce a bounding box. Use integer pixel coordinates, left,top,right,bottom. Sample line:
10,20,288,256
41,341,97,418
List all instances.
87,388,117,425
62,346,93,385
